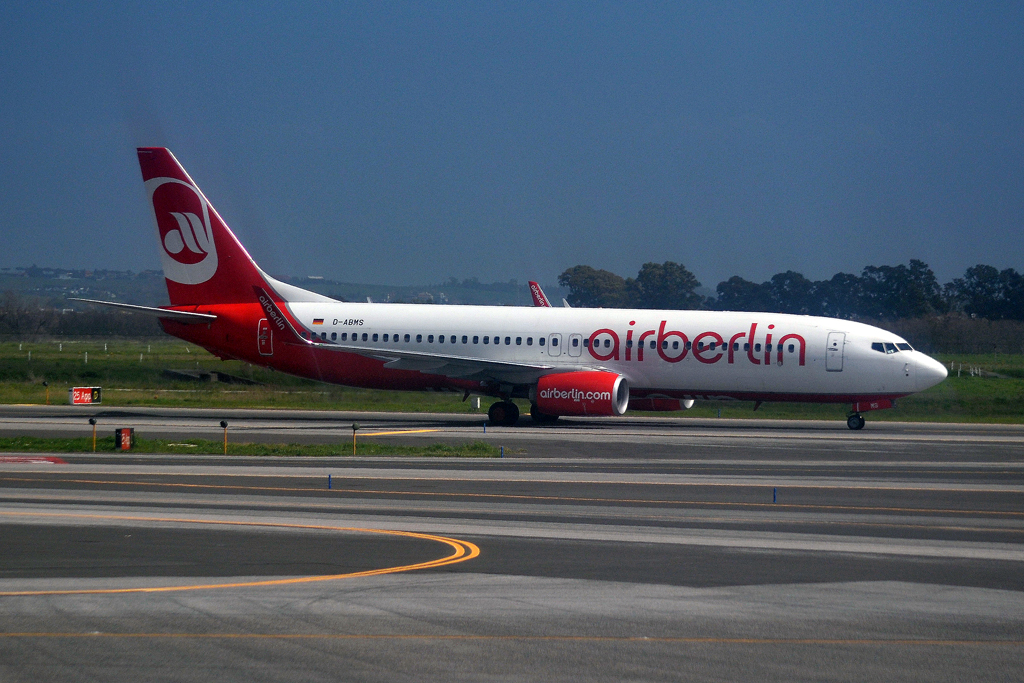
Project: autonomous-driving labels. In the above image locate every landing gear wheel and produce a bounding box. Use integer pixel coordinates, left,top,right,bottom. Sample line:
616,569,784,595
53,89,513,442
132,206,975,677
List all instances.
847,414,865,430
530,403,559,425
488,401,519,426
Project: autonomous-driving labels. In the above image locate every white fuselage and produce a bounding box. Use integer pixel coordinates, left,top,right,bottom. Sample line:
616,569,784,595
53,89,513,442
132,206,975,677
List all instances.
285,301,948,402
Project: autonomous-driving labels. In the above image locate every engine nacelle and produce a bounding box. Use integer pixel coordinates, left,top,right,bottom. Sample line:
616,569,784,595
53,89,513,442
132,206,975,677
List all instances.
629,397,695,411
534,371,629,416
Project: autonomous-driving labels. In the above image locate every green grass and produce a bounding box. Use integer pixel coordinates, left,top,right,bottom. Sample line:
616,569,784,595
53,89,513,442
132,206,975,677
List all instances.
0,339,494,413
1,340,1022,423
0,435,500,457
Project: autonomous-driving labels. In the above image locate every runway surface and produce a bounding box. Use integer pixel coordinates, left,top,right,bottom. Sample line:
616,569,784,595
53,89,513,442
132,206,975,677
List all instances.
1,406,1023,680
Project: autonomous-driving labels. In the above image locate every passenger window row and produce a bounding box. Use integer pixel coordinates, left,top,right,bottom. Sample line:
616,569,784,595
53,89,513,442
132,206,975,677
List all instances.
300,329,797,355
303,330,552,346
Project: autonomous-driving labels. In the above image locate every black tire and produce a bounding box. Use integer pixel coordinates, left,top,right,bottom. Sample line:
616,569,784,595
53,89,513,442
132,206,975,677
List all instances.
847,414,865,430
503,401,520,426
530,403,559,424
488,401,507,425
488,401,519,426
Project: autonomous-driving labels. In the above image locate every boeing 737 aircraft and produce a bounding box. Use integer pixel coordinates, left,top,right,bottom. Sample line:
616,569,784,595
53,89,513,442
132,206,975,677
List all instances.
78,148,947,429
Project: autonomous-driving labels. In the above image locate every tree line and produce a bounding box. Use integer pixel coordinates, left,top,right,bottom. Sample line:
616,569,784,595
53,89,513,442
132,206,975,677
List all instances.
559,261,1024,321
0,291,161,338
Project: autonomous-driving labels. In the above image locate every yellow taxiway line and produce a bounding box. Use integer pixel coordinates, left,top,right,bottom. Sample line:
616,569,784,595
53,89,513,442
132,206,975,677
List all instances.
0,511,479,597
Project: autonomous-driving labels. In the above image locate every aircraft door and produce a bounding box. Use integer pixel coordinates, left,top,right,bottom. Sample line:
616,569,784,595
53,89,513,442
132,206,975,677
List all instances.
567,333,583,357
548,333,562,357
826,332,844,371
258,318,273,356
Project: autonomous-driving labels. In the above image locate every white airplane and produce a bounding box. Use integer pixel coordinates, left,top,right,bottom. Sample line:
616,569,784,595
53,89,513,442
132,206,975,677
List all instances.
78,148,947,429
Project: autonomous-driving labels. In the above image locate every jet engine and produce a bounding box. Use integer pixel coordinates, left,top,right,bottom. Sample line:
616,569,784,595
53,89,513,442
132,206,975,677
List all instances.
628,397,695,411
533,371,629,416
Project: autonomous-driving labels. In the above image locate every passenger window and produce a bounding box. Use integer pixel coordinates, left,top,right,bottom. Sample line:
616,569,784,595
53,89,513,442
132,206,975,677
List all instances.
766,343,772,352
686,341,692,350
473,336,479,344
527,337,533,346
604,339,611,348
744,343,749,351
439,335,446,343
340,333,346,341
733,343,739,351
331,333,337,341
755,343,761,352
583,338,589,347
897,343,912,351
361,333,368,342
494,336,500,345
788,344,795,352
517,337,522,345
539,337,546,346
428,335,434,343
571,338,578,347
672,341,678,350
416,334,422,343
394,334,399,343
872,342,885,353
697,342,704,351
625,340,632,348
372,333,378,342
404,334,410,342
463,335,468,344
321,332,327,340
662,341,668,349
483,336,489,344
650,340,656,349
505,337,511,345
382,334,388,342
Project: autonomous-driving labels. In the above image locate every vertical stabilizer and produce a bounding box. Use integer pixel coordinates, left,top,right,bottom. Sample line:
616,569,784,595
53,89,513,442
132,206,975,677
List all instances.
138,147,264,306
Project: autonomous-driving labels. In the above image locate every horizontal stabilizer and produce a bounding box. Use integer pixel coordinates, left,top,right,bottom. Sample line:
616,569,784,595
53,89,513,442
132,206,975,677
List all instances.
69,298,216,324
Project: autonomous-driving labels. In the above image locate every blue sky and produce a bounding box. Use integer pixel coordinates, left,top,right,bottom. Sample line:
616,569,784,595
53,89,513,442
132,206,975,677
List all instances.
1,2,1021,288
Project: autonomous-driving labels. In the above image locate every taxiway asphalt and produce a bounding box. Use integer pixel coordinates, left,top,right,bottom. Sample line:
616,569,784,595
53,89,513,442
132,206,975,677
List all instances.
1,407,1022,681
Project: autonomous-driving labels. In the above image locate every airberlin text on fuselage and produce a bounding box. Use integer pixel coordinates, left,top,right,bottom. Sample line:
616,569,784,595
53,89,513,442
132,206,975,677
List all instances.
587,321,807,367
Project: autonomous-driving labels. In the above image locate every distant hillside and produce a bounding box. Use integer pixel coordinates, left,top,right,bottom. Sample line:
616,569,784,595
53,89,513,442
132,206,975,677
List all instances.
0,267,565,308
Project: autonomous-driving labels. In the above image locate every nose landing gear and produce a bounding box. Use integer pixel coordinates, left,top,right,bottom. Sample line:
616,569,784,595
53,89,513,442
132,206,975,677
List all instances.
846,413,866,430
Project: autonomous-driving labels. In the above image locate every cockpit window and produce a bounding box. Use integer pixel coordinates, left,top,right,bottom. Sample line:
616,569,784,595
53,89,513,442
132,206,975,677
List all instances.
871,342,885,353
896,343,913,351
884,342,898,354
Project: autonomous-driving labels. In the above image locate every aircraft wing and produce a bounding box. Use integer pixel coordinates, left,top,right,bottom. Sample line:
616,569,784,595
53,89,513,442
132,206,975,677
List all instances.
315,342,585,384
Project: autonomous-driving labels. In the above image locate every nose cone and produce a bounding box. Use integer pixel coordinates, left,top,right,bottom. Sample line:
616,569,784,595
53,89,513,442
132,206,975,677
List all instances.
915,354,948,391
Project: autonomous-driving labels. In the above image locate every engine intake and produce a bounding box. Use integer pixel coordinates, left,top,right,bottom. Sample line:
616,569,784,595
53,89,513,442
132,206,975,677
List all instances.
534,371,629,416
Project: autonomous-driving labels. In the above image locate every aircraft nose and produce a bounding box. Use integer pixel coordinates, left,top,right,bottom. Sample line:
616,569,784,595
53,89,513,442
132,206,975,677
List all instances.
915,354,948,391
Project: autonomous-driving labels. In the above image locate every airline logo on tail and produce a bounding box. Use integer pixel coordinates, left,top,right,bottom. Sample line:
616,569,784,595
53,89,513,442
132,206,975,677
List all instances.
145,177,219,284
529,281,552,307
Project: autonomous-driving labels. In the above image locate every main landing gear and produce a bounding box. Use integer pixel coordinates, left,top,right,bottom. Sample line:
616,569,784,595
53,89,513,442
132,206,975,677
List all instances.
847,413,866,430
488,400,520,427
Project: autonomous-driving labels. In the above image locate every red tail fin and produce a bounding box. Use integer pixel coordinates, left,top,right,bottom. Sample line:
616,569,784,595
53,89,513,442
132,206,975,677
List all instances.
529,281,552,307
138,147,264,306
